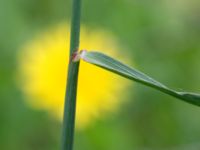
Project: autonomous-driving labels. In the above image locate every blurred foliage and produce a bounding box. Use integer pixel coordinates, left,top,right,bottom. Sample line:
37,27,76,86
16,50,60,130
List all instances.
1,0,200,149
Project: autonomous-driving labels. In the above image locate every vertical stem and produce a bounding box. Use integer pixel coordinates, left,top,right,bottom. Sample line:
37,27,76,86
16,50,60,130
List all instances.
62,0,82,150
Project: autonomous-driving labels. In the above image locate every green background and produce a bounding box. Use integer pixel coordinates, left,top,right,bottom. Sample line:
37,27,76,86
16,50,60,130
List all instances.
1,0,200,149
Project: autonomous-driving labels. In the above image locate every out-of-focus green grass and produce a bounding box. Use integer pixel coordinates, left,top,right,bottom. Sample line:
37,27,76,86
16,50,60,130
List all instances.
1,0,200,149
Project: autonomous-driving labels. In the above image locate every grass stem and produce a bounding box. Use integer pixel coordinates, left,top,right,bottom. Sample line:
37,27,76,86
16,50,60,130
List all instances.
61,0,82,150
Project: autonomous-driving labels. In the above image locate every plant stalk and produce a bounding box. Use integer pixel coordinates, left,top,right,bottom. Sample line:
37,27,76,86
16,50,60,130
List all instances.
62,0,82,150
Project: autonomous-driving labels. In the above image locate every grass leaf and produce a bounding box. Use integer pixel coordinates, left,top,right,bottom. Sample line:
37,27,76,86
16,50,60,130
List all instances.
79,50,200,106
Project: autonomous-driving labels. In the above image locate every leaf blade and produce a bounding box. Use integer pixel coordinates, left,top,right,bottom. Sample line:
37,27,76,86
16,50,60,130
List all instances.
80,50,200,106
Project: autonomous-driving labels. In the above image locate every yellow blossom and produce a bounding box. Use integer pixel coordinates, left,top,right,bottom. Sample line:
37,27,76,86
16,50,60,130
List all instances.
17,23,131,129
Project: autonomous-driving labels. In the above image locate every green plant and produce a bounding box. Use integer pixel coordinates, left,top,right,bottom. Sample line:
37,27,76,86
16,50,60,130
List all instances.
61,0,81,150
62,0,200,150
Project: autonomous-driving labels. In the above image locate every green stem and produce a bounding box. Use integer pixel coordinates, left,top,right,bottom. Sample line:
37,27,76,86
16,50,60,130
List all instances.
62,0,82,150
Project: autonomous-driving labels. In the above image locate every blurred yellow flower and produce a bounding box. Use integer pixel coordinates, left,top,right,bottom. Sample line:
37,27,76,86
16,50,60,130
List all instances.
18,23,130,129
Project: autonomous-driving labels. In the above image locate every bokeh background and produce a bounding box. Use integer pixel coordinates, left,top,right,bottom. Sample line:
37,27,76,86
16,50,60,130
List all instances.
1,0,200,149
